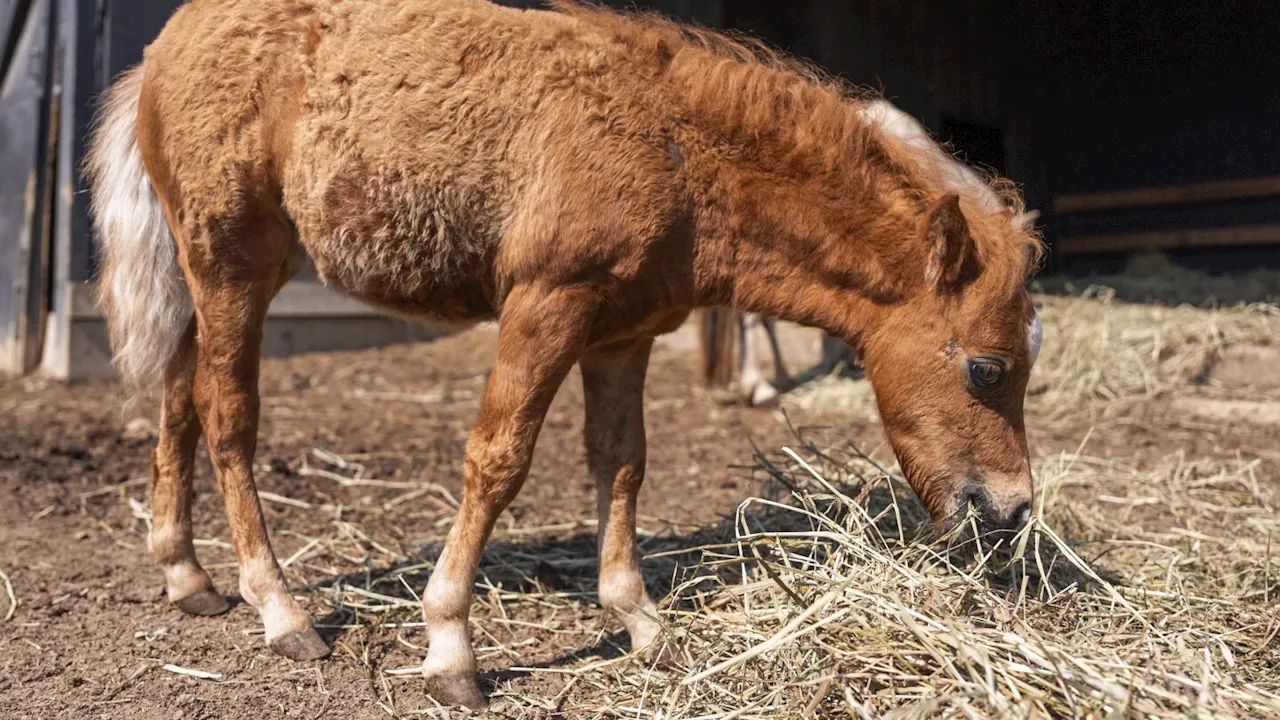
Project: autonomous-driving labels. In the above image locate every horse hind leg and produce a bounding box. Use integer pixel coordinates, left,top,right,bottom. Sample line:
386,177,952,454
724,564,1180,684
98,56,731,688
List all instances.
818,333,858,376
183,219,327,660
760,316,794,391
149,318,228,616
151,245,304,618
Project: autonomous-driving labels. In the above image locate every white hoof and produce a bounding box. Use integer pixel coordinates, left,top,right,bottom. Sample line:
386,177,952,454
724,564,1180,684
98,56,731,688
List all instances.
748,382,780,408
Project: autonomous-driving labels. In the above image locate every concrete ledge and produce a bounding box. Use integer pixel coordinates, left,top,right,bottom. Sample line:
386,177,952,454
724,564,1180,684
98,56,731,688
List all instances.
70,280,379,319
48,281,454,380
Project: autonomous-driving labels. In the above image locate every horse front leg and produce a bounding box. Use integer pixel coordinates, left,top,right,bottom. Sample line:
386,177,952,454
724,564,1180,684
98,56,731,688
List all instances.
580,340,663,652
421,285,597,709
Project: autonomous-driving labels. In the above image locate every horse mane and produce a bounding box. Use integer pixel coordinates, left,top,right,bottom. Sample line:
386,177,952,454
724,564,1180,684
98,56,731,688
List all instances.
551,1,1045,279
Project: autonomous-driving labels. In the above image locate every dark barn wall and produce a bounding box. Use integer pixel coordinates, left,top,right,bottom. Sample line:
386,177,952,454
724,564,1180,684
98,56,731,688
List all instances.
76,0,185,278
724,0,1280,272
722,0,1051,234
1034,1,1280,271
1039,1,1280,193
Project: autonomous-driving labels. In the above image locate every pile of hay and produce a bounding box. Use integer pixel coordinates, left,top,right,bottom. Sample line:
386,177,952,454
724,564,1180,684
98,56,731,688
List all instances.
785,288,1280,420
545,441,1280,719
1030,288,1278,419
250,284,1279,717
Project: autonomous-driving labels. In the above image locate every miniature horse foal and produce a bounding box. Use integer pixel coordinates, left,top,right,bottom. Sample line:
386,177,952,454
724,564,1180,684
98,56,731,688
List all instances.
88,0,1043,708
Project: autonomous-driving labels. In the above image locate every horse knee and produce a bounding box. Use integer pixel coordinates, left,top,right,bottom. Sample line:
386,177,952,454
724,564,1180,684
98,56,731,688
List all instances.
463,430,531,509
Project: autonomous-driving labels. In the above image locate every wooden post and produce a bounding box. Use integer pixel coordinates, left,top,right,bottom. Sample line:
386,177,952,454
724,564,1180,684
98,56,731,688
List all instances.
40,0,98,378
0,0,55,375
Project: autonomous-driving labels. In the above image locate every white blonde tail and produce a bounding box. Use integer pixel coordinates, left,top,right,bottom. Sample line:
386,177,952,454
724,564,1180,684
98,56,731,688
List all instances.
85,65,191,395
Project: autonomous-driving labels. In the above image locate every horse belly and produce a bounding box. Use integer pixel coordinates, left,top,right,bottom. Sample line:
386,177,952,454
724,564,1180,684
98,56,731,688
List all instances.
275,1,552,322
287,168,501,323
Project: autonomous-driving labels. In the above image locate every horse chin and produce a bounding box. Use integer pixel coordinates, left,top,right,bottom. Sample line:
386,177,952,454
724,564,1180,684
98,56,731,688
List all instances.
922,507,969,543
921,507,991,556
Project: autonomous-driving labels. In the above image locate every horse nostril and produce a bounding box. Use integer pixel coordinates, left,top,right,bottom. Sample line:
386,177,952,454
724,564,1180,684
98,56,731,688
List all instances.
1008,501,1032,531
957,486,1030,534
958,485,991,514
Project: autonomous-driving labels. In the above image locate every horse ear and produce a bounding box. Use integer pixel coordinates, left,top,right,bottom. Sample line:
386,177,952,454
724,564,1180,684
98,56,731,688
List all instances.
926,193,977,292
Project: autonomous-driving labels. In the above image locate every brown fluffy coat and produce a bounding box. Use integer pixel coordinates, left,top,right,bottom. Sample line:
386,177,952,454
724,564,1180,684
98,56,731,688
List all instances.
87,0,1043,707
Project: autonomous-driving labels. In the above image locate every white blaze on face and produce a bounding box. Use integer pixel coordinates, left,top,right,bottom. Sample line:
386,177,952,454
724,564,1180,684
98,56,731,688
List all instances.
1027,312,1044,366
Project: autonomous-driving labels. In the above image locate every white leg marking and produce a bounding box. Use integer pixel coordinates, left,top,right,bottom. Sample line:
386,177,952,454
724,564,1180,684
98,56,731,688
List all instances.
422,544,480,676
423,623,476,676
239,558,311,642
600,569,662,651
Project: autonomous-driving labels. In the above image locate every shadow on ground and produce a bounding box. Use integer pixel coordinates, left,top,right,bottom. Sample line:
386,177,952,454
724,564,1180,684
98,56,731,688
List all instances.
296,442,1110,696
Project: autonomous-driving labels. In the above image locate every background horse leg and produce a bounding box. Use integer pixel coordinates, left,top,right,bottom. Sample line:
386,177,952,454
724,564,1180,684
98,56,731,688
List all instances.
421,285,596,709
739,313,782,407
697,307,736,387
580,340,662,653
760,316,795,391
148,319,227,616
818,332,858,375
184,230,325,661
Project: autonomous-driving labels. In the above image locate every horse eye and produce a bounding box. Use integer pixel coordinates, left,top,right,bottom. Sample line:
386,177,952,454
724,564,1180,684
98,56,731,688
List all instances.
968,359,1005,389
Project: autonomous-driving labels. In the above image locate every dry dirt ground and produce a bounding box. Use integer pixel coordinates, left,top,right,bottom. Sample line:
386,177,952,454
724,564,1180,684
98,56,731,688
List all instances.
1,320,1276,719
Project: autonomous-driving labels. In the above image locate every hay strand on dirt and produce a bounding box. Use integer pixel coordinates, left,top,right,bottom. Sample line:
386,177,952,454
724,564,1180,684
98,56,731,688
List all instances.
161,664,223,681
0,568,15,621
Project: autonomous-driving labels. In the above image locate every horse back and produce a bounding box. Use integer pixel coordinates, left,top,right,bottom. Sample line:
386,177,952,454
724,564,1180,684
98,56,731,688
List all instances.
140,0,692,329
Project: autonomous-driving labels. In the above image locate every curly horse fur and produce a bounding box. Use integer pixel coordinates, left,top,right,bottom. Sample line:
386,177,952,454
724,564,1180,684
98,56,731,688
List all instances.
87,0,1044,707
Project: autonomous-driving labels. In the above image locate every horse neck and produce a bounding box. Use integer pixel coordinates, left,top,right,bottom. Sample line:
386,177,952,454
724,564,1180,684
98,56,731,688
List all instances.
687,140,926,348
664,52,933,344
